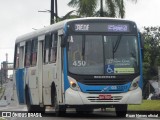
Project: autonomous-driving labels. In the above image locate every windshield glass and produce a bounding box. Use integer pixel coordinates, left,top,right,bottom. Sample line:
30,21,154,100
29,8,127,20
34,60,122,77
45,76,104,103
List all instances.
68,35,139,75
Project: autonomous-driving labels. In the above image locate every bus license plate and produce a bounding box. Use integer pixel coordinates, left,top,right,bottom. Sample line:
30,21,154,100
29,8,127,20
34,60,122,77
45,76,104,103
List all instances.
99,95,112,100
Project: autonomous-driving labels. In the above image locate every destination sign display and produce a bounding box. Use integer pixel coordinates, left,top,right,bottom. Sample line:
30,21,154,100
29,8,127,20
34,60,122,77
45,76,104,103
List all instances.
107,24,129,32
71,22,131,33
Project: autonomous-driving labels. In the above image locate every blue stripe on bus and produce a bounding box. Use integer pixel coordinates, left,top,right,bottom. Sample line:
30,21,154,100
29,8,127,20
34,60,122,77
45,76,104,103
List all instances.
63,24,70,92
78,82,131,93
63,47,70,91
138,33,143,89
64,23,68,36
16,68,25,104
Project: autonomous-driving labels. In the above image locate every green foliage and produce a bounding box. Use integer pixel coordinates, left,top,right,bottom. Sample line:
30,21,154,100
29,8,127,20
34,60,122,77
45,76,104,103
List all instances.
142,27,160,80
57,10,80,21
52,10,80,23
67,0,136,18
68,0,97,17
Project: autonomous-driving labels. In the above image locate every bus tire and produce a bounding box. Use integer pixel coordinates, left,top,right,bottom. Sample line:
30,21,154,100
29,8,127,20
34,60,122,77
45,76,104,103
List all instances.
115,104,127,117
54,89,66,116
25,87,45,113
51,83,56,106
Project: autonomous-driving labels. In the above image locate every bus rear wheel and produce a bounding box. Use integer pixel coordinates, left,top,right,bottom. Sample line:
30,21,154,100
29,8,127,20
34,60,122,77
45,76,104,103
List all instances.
115,104,127,117
26,89,45,113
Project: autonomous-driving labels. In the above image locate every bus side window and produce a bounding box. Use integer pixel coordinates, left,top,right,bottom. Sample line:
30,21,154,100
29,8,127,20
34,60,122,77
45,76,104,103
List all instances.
14,44,20,69
50,33,57,63
25,41,32,67
31,38,38,66
44,34,51,63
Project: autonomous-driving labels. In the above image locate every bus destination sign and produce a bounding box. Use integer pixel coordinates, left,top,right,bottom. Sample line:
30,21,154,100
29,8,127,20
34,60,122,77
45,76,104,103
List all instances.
107,24,129,32
73,23,130,33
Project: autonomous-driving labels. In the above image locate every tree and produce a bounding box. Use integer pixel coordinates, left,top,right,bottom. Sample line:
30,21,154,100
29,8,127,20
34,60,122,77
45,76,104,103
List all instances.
142,27,160,80
142,27,160,98
56,10,80,22
51,10,80,23
68,0,137,18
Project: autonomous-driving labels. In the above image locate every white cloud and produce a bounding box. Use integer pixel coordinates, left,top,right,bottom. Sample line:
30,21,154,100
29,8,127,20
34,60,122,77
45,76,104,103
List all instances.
125,0,160,27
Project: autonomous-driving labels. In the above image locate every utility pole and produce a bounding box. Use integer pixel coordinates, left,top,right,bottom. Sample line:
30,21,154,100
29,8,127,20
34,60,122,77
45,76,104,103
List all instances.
100,0,104,17
158,67,160,89
51,0,58,24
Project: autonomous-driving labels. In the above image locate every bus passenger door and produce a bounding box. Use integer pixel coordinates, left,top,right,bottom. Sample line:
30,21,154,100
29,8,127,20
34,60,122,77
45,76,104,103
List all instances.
14,42,25,104
42,33,58,105
56,30,65,104
37,35,44,106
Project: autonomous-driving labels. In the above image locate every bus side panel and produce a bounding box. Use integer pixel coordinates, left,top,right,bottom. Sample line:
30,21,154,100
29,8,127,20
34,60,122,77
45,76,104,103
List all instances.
27,67,40,105
42,63,56,105
15,68,25,104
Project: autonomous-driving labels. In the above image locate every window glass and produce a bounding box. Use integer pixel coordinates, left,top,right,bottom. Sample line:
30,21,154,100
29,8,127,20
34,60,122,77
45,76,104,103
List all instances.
104,36,139,74
31,38,38,66
68,35,103,75
68,35,139,75
25,41,32,67
44,34,51,63
50,33,57,63
15,44,20,69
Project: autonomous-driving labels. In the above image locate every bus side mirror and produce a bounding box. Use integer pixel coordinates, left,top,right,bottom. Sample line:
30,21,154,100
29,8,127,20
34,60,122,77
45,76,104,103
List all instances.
61,35,67,47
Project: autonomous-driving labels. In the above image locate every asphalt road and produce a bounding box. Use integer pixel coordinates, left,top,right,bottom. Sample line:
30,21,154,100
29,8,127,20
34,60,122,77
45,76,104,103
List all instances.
0,89,159,120
0,104,159,120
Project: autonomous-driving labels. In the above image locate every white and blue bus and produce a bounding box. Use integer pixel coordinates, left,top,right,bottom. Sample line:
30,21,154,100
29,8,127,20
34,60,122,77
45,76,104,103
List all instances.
14,17,143,117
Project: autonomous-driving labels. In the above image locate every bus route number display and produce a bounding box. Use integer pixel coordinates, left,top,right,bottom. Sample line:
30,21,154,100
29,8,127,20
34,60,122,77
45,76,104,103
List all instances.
107,24,129,32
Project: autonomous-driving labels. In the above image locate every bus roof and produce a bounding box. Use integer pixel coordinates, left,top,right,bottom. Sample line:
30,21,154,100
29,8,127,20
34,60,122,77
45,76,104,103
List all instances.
15,17,136,43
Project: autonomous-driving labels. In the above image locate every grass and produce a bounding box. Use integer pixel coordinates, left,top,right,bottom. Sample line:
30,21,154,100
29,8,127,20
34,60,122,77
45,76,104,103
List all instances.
0,117,7,120
128,100,160,111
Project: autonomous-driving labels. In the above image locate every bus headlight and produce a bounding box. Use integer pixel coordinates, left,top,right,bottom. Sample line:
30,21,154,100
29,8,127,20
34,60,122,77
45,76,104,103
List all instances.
129,76,140,91
68,76,80,91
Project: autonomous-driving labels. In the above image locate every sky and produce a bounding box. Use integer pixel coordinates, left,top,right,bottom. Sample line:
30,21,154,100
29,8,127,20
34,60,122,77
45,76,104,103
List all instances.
0,0,160,65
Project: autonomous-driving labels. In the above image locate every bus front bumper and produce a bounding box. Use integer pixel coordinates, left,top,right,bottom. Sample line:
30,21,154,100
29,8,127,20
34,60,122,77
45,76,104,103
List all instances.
65,87,142,105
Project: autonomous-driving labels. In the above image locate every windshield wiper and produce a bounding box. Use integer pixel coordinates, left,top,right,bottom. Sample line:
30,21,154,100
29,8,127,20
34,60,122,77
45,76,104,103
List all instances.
82,36,85,60
113,35,122,58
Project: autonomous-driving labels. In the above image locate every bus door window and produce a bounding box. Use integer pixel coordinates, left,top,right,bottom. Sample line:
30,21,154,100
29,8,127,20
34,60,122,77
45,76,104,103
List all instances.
50,33,57,63
19,45,25,68
44,34,51,63
31,38,38,66
25,41,32,67
14,44,20,69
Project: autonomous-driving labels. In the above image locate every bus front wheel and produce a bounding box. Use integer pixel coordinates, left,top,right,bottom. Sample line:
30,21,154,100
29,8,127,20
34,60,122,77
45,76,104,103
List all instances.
54,90,66,116
115,104,127,117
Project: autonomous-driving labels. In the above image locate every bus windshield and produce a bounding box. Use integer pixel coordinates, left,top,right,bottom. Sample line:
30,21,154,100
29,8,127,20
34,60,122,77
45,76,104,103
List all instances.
68,35,139,75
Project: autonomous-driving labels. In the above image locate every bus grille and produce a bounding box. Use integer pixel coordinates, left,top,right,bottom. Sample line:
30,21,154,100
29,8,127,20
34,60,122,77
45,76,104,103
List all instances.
87,96,122,102
80,79,130,85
